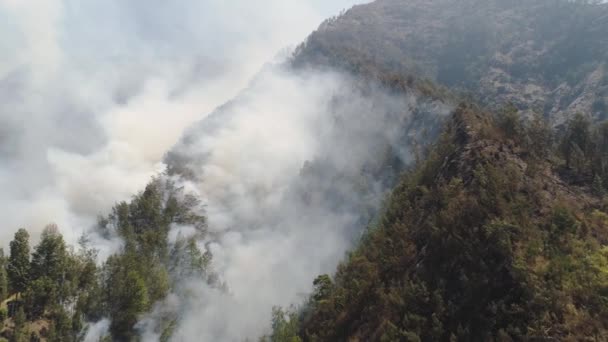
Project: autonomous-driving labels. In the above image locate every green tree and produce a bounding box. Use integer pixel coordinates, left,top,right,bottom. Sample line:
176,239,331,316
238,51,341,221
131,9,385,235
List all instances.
29,225,69,300
47,307,73,342
23,224,81,322
105,256,150,341
497,105,522,139
23,277,56,319
30,225,68,278
267,307,302,342
169,236,211,280
75,236,102,322
11,307,27,342
312,275,333,303
525,113,553,160
561,113,591,170
593,174,605,197
0,249,8,301
8,229,30,297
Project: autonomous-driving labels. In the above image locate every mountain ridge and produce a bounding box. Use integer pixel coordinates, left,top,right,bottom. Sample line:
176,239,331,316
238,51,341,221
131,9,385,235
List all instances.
293,0,608,124
295,102,608,341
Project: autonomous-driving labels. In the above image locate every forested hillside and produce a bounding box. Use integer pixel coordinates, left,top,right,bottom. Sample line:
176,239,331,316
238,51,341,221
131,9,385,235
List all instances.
2,0,608,341
0,43,458,342
0,179,215,341
256,1,608,339
268,104,608,341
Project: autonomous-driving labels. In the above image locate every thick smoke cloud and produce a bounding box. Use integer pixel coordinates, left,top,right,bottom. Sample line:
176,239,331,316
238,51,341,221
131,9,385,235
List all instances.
149,61,452,341
0,0,366,250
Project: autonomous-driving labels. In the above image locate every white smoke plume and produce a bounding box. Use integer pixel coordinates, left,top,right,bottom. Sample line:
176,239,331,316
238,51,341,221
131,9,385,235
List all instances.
83,319,111,342
0,0,367,251
144,60,453,341
1,1,440,341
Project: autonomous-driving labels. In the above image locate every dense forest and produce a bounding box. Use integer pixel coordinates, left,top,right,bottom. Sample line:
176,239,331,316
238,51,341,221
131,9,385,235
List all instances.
265,105,608,341
0,179,215,341
4,103,608,341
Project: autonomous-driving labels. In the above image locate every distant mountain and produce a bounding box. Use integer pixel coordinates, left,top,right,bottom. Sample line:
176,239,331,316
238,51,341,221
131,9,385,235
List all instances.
294,0,608,124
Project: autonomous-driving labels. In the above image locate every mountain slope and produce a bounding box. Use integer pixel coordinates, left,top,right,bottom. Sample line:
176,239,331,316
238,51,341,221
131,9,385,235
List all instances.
294,0,608,124
161,56,458,339
292,102,608,341
5,1,608,341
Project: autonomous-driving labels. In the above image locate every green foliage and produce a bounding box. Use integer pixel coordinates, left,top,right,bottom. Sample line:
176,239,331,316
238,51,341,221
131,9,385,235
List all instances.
594,173,606,197
159,319,178,342
497,105,522,139
524,113,553,160
106,267,149,341
0,249,8,302
8,229,30,296
23,277,56,319
284,106,608,341
48,307,73,342
0,177,211,341
169,236,211,281
554,113,608,197
311,275,333,303
96,178,210,340
24,225,73,318
0,307,7,322
30,226,68,284
263,307,302,342
11,307,27,342
560,113,592,170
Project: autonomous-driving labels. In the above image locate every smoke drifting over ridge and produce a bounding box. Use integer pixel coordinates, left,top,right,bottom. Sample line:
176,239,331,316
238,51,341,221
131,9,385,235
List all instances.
2,0,457,340
0,0,366,249
143,60,453,340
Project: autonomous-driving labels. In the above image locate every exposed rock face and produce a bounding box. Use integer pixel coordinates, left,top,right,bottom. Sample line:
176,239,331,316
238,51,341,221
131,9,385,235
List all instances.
294,0,608,124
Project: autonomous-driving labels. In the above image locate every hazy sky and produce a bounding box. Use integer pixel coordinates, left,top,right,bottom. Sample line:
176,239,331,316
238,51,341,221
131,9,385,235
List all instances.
0,0,368,247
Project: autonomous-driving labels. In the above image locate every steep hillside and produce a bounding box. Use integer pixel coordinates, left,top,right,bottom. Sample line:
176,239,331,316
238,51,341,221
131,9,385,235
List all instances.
166,63,456,246
287,104,608,341
294,0,608,124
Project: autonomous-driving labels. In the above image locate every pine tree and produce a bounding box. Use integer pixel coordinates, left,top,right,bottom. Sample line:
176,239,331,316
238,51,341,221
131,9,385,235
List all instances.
12,307,27,342
498,105,521,139
561,113,592,170
525,113,553,160
49,307,72,342
0,248,8,301
106,259,150,340
8,229,30,298
593,174,605,197
30,225,69,298
269,307,302,342
312,275,333,303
